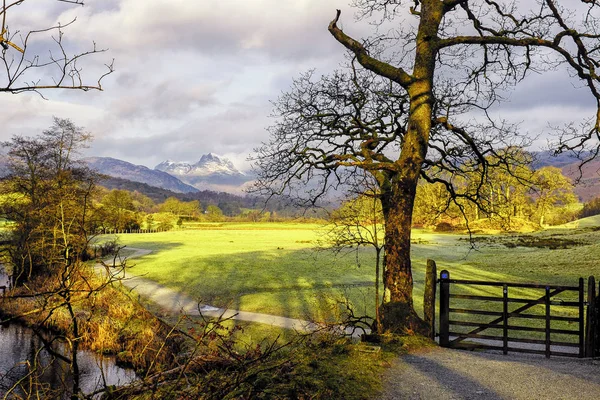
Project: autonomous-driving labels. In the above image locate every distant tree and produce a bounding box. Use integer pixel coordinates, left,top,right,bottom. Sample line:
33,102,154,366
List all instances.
245,210,263,222
0,118,97,285
531,166,577,226
206,204,224,222
218,201,242,217
159,197,201,218
102,189,136,231
581,196,600,218
145,214,155,230
413,180,452,227
153,212,177,231
132,191,156,213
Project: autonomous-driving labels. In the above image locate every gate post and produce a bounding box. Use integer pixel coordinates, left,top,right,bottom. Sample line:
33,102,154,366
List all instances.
585,276,596,358
545,286,551,358
424,259,437,340
597,281,600,357
439,270,450,347
503,284,508,355
579,277,585,358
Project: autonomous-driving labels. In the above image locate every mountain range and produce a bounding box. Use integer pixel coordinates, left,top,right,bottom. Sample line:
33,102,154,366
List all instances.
80,154,253,195
83,157,199,193
2,151,600,202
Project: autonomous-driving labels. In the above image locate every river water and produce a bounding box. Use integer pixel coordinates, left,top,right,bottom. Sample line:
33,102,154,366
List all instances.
0,268,137,398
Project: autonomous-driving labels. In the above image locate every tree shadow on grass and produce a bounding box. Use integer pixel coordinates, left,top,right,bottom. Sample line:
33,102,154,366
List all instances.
121,240,186,254
145,247,378,325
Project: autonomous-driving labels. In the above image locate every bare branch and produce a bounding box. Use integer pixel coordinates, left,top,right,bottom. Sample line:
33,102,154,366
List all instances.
328,9,414,88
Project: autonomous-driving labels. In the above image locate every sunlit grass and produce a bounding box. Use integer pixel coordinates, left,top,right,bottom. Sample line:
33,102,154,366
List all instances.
100,223,379,322
99,221,600,341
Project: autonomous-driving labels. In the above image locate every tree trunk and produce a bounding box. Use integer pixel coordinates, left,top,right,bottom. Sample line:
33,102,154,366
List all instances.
377,1,443,335
379,175,428,335
375,247,382,334
330,0,445,335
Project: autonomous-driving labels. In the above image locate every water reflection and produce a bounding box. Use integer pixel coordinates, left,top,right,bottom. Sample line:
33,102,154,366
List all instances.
0,268,137,398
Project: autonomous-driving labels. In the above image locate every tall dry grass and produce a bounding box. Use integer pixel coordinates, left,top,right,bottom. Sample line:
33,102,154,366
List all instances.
1,263,181,372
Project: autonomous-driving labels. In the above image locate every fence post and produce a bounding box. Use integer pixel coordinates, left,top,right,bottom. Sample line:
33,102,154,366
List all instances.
579,277,585,358
597,281,600,357
545,286,551,358
503,284,508,355
439,270,450,347
585,276,596,358
424,259,437,340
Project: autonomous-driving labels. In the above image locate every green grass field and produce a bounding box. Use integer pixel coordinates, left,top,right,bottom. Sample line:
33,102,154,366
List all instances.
103,223,381,322
99,220,600,345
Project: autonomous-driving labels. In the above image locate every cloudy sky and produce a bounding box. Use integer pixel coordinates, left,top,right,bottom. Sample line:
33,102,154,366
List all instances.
1,0,597,172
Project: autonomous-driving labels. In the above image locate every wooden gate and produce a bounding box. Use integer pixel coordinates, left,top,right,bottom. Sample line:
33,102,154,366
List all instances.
438,270,585,358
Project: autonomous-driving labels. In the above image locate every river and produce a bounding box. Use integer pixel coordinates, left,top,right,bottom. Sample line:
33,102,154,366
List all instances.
0,268,137,398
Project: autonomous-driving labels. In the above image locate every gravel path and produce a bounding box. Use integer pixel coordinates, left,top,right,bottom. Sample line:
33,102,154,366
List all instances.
379,346,600,399
103,248,359,336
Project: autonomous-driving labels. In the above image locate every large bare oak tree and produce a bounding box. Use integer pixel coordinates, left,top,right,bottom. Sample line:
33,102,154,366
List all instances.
256,0,600,332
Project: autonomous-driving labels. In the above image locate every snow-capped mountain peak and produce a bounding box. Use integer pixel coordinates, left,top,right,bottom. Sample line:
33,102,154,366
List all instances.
154,153,250,192
156,153,244,177
155,160,193,175
193,153,242,176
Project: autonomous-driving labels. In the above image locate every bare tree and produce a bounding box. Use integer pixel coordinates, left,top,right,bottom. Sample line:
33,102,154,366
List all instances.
254,1,600,332
322,175,386,333
0,0,113,95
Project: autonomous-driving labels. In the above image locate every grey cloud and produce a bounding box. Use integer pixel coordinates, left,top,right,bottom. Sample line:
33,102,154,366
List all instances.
108,79,222,119
499,70,596,110
9,0,591,180
89,97,271,171
63,0,363,63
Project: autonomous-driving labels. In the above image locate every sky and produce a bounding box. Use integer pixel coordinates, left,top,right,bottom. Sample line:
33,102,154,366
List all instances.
1,0,597,173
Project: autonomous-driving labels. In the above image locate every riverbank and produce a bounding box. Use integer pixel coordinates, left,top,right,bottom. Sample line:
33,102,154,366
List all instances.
0,262,181,372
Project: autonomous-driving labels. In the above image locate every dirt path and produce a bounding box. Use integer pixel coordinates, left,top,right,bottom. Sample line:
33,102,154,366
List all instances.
103,247,332,333
379,346,600,399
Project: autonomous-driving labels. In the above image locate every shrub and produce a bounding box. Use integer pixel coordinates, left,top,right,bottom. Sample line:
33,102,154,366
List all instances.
435,221,456,232
93,238,120,258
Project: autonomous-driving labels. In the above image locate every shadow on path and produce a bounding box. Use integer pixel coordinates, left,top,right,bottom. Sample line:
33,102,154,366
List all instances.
379,347,600,400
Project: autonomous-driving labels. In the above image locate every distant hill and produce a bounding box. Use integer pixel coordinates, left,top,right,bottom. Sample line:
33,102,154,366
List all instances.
530,150,590,169
98,175,306,217
531,151,600,202
98,176,192,203
83,157,198,194
559,158,600,202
